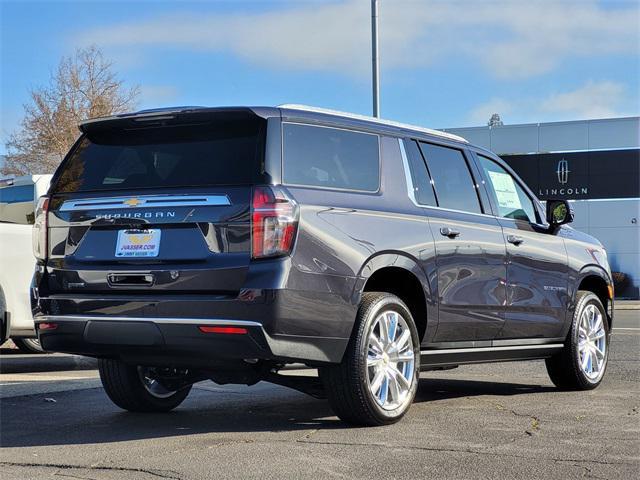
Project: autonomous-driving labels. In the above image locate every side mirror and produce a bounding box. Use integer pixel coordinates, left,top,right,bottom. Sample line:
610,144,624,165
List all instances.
546,199,574,227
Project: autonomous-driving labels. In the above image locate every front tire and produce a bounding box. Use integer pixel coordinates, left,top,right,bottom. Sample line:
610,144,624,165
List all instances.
321,292,420,426
98,359,192,412
13,337,47,354
546,291,609,390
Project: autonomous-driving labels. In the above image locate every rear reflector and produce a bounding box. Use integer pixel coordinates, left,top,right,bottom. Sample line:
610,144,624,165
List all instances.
198,326,248,335
38,322,58,331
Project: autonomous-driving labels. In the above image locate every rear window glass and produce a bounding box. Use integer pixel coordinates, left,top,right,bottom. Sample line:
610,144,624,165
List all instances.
283,123,379,191
52,119,265,193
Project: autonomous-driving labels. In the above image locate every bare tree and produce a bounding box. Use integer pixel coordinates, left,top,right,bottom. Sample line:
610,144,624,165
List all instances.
2,46,139,176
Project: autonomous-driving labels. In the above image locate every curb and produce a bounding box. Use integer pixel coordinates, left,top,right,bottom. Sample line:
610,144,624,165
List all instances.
615,301,640,310
0,353,97,374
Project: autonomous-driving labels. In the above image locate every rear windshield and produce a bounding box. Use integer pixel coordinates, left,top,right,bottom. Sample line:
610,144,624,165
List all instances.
52,118,265,193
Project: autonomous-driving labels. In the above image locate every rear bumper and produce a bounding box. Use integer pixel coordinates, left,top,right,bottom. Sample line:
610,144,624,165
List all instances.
33,255,360,365
36,314,348,366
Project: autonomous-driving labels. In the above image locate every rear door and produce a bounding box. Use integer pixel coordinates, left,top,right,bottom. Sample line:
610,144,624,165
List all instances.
474,153,569,339
412,141,507,343
45,110,269,296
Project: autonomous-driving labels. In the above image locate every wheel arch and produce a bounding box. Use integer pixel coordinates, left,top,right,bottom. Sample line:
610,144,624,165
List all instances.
356,253,433,342
576,265,613,327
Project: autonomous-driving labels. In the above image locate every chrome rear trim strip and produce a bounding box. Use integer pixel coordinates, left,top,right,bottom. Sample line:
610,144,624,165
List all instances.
60,194,231,212
37,315,261,327
421,344,563,355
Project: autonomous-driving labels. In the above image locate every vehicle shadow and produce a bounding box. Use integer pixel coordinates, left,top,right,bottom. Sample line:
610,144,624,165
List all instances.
0,377,556,448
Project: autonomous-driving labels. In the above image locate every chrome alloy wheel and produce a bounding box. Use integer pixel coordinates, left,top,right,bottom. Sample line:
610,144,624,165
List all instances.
577,304,607,381
137,367,177,399
366,310,416,410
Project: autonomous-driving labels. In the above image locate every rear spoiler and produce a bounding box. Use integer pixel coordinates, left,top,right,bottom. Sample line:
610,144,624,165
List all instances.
78,107,277,134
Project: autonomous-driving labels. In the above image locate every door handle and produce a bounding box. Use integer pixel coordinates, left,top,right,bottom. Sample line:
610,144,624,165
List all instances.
507,235,525,246
440,227,461,238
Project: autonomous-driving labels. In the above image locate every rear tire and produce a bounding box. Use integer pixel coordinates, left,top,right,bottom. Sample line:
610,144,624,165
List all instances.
546,291,609,390
14,337,47,354
98,359,192,412
320,292,420,426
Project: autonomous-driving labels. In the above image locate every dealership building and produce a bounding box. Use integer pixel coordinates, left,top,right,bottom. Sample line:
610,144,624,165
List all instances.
444,116,640,298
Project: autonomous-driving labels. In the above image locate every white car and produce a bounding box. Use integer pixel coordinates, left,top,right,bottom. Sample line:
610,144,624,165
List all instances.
0,174,52,352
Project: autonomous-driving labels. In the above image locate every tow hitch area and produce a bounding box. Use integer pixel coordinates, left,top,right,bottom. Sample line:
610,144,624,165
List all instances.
150,362,326,400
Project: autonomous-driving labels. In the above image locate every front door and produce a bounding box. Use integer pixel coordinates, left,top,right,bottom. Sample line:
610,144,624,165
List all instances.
475,154,569,340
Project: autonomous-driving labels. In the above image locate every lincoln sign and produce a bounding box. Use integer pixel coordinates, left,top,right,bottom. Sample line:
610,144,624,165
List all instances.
501,149,640,201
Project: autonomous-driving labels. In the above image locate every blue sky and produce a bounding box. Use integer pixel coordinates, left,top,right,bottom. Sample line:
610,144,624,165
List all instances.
1,0,639,155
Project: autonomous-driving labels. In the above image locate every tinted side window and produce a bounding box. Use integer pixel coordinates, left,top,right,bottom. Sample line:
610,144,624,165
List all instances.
404,140,437,206
478,155,538,223
283,123,379,191
0,184,35,224
419,143,481,214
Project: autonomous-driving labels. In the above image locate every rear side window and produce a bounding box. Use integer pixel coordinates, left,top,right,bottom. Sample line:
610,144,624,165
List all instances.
0,184,35,224
283,123,379,191
404,140,437,206
478,155,538,223
419,143,482,214
52,118,266,193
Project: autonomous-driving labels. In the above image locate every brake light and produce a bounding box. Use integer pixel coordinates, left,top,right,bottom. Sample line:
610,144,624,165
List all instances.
32,196,49,261
251,186,299,259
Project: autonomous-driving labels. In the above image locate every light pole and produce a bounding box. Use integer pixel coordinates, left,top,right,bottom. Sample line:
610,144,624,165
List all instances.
371,0,380,118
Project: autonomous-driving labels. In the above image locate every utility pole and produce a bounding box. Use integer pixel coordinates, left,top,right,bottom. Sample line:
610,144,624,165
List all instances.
371,0,380,118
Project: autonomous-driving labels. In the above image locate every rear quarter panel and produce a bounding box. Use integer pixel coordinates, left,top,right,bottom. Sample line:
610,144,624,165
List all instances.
284,136,438,340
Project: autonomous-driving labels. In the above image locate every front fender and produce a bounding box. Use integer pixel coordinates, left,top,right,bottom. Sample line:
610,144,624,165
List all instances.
562,264,614,337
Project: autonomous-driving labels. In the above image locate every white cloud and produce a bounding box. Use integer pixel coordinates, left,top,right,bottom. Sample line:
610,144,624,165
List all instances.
465,80,634,125
539,81,626,119
75,0,640,80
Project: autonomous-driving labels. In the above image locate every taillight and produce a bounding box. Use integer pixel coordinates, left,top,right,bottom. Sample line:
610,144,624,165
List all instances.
38,322,58,331
251,186,299,259
32,196,49,261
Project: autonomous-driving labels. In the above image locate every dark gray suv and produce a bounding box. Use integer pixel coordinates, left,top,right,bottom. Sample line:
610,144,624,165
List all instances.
32,105,614,425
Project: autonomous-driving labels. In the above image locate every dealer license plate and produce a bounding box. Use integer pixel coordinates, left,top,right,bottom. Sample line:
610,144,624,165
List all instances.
115,229,161,258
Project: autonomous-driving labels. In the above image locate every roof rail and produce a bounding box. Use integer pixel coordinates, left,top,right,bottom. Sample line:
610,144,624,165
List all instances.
278,104,468,143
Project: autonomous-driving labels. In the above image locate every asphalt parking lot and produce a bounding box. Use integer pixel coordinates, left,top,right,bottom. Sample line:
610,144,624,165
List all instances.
1,309,638,480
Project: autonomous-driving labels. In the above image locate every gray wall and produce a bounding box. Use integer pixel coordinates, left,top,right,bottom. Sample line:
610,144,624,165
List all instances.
443,117,640,154
443,117,640,298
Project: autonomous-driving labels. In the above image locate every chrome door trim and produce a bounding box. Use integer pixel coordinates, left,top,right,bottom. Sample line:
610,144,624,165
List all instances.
36,315,261,327
60,194,231,212
420,344,563,355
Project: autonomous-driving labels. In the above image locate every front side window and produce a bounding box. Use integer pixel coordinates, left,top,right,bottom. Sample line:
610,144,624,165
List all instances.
419,143,482,214
283,123,379,192
478,155,538,223
0,184,35,224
